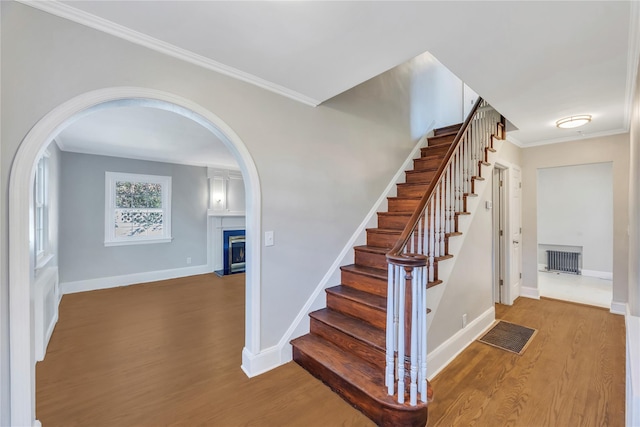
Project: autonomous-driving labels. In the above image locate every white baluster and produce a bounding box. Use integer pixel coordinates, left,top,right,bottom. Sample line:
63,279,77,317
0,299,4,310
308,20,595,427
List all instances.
428,202,435,282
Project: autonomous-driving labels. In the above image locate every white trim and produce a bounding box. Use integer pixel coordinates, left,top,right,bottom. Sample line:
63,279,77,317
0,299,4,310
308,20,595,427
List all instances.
104,172,172,246
610,301,627,316
264,122,436,371
520,286,541,299
16,0,321,107
34,253,54,271
8,87,262,426
582,269,613,280
59,264,211,295
426,306,495,379
241,346,282,378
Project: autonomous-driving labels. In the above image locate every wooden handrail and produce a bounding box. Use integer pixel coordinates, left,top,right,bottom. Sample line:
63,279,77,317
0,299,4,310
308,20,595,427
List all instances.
386,97,485,265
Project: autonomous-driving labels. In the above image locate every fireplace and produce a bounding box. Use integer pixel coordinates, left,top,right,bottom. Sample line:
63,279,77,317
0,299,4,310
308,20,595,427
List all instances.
221,230,245,275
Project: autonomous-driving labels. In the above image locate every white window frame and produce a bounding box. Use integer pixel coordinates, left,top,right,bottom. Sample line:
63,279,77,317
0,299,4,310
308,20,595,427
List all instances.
34,152,52,268
105,172,172,246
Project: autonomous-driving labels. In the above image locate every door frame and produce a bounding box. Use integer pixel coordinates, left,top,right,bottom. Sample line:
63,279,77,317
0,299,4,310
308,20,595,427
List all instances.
493,160,521,305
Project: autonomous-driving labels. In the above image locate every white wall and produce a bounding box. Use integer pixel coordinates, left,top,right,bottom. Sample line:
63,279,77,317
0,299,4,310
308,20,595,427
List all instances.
0,3,469,422
537,162,613,274
521,133,629,307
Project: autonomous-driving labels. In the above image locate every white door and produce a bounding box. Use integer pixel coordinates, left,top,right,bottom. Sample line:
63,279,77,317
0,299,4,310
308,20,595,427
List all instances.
509,167,522,302
493,167,506,304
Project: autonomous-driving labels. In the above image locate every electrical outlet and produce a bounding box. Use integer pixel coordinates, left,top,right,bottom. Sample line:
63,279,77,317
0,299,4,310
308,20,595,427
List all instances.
186,257,192,265
462,313,468,328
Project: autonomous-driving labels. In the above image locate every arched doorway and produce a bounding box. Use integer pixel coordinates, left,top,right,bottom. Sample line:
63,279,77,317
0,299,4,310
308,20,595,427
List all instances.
9,87,262,426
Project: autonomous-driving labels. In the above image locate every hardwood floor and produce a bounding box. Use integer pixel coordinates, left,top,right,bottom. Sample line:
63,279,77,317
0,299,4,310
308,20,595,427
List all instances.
37,276,625,426
36,274,373,427
428,297,625,426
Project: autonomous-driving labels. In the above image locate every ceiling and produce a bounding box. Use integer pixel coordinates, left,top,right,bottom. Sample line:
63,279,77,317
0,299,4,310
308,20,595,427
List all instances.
29,0,640,154
56,106,238,169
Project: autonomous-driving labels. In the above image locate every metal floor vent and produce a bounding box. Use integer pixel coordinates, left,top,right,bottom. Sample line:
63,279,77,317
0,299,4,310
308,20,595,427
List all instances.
478,321,537,355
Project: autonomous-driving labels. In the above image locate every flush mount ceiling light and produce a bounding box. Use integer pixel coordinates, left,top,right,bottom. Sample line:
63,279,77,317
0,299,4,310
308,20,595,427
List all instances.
556,115,592,129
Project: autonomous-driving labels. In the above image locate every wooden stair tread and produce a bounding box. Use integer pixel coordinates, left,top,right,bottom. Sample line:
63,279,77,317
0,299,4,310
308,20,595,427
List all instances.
427,280,443,289
366,227,401,235
326,285,386,312
310,308,385,351
378,211,413,217
341,264,387,280
434,123,462,136
291,334,427,410
354,245,388,255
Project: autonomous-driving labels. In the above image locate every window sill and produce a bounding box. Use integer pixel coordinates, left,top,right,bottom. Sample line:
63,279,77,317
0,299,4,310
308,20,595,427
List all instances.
104,237,173,247
35,253,54,271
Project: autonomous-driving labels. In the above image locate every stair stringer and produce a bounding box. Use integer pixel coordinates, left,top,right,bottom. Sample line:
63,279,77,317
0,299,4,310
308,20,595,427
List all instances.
425,136,504,333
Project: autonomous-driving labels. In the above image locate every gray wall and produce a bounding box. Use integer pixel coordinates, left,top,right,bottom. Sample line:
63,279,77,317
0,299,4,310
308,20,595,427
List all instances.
537,162,613,273
59,152,208,283
0,3,467,421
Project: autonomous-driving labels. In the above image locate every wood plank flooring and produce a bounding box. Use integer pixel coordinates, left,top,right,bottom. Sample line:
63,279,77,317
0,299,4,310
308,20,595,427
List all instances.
36,274,373,427
428,297,625,426
37,276,625,426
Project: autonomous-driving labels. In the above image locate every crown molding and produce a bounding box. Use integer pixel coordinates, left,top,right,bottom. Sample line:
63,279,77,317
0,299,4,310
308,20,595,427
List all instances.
519,127,629,149
17,0,322,107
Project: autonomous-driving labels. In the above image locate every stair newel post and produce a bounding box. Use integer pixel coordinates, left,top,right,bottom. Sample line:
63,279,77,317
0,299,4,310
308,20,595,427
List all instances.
386,264,396,395
410,266,419,406
420,264,428,402
397,265,407,404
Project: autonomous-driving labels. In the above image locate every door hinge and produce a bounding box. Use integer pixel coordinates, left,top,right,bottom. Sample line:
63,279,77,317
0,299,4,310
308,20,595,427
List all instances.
519,273,522,279
499,279,503,286
499,230,503,236
519,227,522,234
500,180,503,187
519,182,522,188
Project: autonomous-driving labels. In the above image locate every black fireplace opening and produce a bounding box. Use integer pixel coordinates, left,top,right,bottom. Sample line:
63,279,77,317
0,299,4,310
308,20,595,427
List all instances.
219,229,245,275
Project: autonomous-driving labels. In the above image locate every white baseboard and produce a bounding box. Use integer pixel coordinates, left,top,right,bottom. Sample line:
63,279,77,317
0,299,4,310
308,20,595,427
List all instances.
427,306,495,379
520,286,540,299
60,264,211,294
611,301,627,315
582,269,613,280
241,346,282,378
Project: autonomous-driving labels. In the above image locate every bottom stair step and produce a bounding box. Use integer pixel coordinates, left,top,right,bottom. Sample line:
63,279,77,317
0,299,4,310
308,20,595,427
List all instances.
291,334,428,427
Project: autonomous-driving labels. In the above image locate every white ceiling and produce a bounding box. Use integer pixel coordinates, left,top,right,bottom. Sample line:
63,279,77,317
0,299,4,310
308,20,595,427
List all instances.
29,0,640,152
56,106,238,169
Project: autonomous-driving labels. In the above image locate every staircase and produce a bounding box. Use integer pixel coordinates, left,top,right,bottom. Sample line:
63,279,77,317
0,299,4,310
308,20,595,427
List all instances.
291,99,504,426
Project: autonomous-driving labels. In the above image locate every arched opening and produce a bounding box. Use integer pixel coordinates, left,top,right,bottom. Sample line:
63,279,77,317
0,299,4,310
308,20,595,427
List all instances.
9,87,262,426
